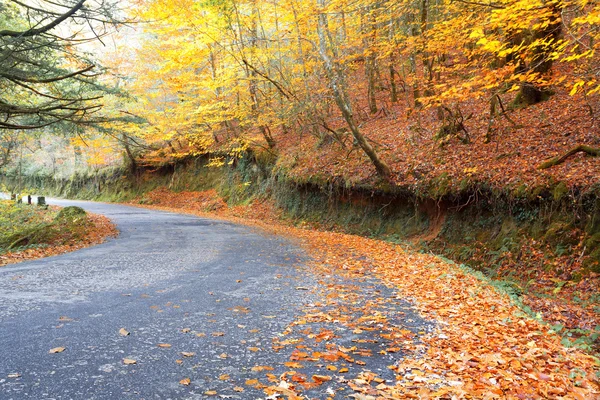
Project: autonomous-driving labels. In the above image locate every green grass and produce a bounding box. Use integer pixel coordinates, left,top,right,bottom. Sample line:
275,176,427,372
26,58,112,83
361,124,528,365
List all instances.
0,201,88,253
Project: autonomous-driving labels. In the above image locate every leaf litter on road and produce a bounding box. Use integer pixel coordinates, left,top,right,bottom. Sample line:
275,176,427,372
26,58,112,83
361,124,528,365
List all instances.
132,197,600,397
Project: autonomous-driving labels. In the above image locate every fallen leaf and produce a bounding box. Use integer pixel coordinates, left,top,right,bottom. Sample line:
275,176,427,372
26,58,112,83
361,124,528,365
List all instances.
252,365,274,372
204,390,217,396
181,352,195,357
179,377,191,386
233,386,244,392
181,328,191,333
248,347,260,352
312,374,332,382
157,343,171,348
219,374,230,381
212,332,225,337
123,358,137,365
284,361,304,369
7,373,20,378
119,328,130,336
49,347,65,354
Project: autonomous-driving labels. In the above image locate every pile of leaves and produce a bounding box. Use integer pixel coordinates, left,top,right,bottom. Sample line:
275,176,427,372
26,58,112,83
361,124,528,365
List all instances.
0,201,117,266
132,188,599,398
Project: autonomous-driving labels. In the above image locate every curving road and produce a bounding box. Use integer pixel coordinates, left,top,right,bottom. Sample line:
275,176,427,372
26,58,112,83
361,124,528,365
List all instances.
0,200,428,399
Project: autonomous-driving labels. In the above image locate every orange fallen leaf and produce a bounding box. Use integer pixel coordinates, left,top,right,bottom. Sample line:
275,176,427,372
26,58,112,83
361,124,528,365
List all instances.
157,343,171,348
251,365,274,372
179,378,191,386
284,361,304,369
233,386,244,392
181,352,195,357
204,390,217,396
313,375,332,383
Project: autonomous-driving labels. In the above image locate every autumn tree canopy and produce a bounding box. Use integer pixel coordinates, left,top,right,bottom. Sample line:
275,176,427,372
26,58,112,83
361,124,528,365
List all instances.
114,0,598,178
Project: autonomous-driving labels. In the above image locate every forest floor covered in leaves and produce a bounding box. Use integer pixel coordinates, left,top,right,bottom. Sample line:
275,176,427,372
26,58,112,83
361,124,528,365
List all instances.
0,201,117,267
268,76,599,196
129,187,600,398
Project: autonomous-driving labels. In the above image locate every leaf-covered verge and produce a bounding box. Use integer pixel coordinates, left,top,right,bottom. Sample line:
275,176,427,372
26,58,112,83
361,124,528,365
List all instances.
127,187,600,398
0,201,118,267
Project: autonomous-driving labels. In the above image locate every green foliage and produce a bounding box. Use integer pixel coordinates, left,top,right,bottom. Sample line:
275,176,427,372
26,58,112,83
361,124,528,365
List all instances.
56,206,86,221
0,200,89,253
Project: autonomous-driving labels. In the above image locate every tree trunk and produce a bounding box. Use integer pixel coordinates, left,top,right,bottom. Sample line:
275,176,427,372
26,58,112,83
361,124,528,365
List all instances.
363,7,378,114
517,0,562,106
388,14,398,103
317,0,391,181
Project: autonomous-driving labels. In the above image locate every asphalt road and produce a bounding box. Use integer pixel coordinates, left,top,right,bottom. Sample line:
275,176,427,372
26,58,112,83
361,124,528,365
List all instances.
0,200,429,399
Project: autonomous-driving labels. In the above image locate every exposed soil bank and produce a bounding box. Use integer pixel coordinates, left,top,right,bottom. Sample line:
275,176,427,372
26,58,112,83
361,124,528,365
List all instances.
3,155,600,352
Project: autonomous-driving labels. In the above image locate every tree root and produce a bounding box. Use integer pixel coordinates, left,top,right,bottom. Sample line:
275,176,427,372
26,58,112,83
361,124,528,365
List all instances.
538,144,600,169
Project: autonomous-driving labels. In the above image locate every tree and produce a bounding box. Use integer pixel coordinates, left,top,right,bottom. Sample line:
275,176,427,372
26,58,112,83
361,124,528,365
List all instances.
316,0,391,181
0,0,122,130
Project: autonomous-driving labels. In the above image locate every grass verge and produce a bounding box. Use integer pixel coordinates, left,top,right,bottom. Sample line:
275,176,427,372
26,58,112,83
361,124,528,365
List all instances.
0,201,118,266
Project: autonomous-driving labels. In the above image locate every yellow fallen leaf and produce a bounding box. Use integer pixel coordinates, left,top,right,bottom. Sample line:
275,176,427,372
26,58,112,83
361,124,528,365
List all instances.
326,365,337,371
219,374,230,381
179,377,191,386
204,390,217,396
339,368,349,373
123,358,137,365
119,328,130,336
49,347,65,354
